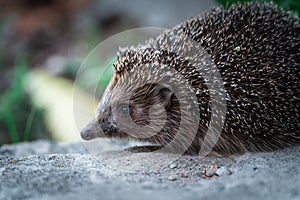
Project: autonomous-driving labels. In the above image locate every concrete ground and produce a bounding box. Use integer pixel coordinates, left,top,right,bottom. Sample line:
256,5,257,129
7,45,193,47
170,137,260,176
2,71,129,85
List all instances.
0,140,299,200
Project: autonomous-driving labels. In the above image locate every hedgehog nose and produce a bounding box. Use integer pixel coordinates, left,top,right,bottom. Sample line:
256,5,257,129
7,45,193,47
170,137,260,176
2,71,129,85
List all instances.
81,126,93,140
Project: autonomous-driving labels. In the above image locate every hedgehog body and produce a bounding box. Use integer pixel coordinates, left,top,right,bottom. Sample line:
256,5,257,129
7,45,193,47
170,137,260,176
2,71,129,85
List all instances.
81,3,300,155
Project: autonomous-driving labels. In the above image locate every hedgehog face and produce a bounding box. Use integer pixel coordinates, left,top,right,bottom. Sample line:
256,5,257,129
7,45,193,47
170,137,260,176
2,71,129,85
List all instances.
81,49,195,147
81,78,176,145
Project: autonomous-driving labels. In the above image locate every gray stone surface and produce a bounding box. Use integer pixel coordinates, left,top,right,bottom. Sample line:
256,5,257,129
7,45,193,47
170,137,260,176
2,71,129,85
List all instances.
0,140,299,200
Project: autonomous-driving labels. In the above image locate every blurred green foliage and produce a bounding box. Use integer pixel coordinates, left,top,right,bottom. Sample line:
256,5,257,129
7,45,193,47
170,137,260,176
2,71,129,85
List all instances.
0,62,49,145
215,0,300,17
98,57,116,87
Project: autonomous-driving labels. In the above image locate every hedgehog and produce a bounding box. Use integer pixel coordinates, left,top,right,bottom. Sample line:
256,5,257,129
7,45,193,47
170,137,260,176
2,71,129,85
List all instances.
80,3,300,155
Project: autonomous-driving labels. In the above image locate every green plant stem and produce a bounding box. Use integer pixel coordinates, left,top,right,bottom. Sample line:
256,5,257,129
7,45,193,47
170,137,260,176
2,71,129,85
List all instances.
23,106,36,142
2,110,19,143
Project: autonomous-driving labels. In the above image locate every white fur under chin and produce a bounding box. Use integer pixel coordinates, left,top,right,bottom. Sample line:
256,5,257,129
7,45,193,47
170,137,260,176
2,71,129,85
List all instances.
110,138,158,148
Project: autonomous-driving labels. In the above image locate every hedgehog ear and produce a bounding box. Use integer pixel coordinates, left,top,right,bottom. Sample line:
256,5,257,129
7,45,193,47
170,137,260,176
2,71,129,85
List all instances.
159,87,173,109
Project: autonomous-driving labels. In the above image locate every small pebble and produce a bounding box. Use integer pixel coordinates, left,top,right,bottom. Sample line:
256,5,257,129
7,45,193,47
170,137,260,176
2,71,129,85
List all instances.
202,164,218,178
215,167,228,176
169,164,177,169
206,169,216,177
155,164,161,169
0,168,5,176
168,175,177,181
181,173,188,178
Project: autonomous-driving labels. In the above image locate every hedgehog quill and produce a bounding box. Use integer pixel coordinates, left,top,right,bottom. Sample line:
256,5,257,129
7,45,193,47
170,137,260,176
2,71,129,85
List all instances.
81,3,300,155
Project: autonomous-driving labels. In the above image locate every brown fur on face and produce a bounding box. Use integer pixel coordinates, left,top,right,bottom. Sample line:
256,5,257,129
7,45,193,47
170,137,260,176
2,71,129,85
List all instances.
99,83,181,145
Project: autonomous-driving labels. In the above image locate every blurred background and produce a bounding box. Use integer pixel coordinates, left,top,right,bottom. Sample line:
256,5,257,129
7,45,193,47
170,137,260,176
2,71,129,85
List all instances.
0,0,298,146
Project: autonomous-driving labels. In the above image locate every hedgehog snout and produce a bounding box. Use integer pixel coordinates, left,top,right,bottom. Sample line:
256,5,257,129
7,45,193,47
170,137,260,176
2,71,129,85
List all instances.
80,120,106,140
80,123,95,140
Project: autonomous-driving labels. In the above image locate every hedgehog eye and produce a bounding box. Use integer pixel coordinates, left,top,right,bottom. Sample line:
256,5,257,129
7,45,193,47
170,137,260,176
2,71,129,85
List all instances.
119,104,130,115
